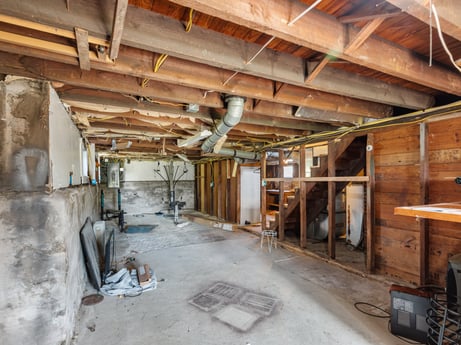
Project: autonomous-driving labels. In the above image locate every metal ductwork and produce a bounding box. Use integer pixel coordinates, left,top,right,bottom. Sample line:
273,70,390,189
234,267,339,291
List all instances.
201,95,260,160
217,148,261,160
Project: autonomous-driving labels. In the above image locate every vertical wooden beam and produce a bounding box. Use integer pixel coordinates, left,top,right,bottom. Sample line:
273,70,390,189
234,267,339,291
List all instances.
261,151,267,230
229,159,238,223
366,134,376,273
278,149,285,241
74,27,91,70
200,164,206,213
328,141,336,259
278,181,285,241
419,123,429,285
205,162,212,215
299,145,307,248
109,0,128,60
220,160,227,220
236,161,241,224
213,161,219,217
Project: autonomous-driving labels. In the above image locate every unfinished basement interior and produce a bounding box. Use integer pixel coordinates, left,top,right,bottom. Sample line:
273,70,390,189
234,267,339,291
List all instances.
2,0,461,344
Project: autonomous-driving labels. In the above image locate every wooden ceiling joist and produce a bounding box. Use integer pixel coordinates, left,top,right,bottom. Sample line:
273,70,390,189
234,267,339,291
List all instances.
168,0,461,95
0,49,389,118
386,0,461,42
0,0,434,109
109,0,128,60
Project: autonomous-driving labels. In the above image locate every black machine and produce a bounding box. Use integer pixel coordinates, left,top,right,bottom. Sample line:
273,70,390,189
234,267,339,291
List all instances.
389,284,432,343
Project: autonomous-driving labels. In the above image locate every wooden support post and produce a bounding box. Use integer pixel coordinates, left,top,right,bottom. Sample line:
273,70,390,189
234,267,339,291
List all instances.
261,151,267,230
366,134,375,273
205,162,212,215
74,27,91,70
213,161,219,217
299,145,307,248
229,159,238,223
219,160,227,220
278,150,285,241
419,123,429,285
328,141,336,259
278,181,285,241
199,164,206,213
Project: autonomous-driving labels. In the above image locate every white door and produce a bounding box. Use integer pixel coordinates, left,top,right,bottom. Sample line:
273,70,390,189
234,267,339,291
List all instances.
240,167,261,225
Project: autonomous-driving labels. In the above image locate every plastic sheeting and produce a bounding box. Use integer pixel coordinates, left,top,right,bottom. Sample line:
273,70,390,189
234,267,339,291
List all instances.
100,267,157,297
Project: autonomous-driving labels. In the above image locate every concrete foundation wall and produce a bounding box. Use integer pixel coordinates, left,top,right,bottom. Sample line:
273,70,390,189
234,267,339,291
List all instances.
0,186,99,345
0,77,50,192
103,180,195,215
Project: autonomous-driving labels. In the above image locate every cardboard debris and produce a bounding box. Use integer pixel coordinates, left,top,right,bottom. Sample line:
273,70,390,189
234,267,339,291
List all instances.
137,264,151,286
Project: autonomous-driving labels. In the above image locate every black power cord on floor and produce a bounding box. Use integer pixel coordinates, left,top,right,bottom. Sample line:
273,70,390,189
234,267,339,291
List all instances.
353,301,423,345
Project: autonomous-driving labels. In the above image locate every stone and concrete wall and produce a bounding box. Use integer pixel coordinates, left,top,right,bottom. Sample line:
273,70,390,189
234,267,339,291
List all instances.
102,159,195,215
0,187,99,345
0,77,50,192
0,76,99,345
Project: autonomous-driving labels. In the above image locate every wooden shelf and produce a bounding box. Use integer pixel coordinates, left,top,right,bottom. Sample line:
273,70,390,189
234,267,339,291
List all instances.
394,202,461,223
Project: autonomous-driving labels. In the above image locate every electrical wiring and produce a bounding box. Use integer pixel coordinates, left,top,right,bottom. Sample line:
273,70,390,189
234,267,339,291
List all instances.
154,53,169,72
185,8,194,33
431,4,461,73
260,101,461,150
354,301,421,345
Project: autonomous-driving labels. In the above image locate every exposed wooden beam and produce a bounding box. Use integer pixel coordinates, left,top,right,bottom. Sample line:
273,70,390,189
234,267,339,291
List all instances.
168,0,461,95
366,133,375,273
305,56,330,83
338,10,402,24
344,17,386,55
327,141,336,259
109,0,128,60
419,123,429,285
0,48,388,119
0,0,434,108
0,13,109,46
387,0,461,41
74,27,91,70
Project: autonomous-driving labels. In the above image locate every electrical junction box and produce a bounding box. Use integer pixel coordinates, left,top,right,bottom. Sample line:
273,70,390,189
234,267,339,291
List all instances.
390,284,432,343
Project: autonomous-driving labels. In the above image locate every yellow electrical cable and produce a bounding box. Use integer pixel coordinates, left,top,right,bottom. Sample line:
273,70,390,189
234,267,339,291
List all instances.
141,78,149,88
185,8,194,33
154,53,169,72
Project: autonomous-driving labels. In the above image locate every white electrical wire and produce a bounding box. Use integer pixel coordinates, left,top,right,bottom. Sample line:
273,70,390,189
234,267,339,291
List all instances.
429,0,433,66
431,4,461,73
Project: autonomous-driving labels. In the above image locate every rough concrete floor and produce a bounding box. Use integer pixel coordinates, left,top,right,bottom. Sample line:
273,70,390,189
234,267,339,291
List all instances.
72,214,410,345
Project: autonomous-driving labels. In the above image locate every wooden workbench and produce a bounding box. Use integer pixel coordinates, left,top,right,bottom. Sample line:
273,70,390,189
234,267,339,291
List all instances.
394,202,461,223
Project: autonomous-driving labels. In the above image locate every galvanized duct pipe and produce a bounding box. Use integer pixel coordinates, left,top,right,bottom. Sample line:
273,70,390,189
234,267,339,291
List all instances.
218,148,261,160
201,95,260,160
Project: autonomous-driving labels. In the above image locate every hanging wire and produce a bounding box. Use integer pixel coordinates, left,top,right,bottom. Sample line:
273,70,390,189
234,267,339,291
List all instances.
185,8,194,32
429,0,433,66
431,4,461,73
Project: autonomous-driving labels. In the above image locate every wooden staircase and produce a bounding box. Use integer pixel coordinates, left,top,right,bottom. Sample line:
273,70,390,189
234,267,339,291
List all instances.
269,136,366,233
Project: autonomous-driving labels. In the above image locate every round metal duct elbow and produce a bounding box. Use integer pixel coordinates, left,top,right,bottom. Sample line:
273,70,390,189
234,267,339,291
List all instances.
201,95,245,153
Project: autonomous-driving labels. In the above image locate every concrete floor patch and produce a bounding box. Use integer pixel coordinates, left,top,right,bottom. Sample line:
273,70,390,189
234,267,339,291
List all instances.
212,304,260,332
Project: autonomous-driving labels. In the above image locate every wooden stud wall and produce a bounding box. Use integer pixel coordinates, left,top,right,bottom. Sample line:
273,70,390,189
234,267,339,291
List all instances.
373,125,421,284
195,160,239,222
427,118,461,285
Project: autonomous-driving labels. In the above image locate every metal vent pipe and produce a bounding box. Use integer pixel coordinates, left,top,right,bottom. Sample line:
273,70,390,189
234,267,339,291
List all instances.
201,95,246,153
201,95,260,160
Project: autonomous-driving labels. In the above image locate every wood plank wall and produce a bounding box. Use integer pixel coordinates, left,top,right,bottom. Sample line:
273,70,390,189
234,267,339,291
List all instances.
427,118,461,285
374,115,461,286
374,124,421,284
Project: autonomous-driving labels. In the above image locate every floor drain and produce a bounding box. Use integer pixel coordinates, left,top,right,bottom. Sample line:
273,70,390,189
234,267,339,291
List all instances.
189,282,280,332
240,292,278,316
206,282,242,300
189,293,221,312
